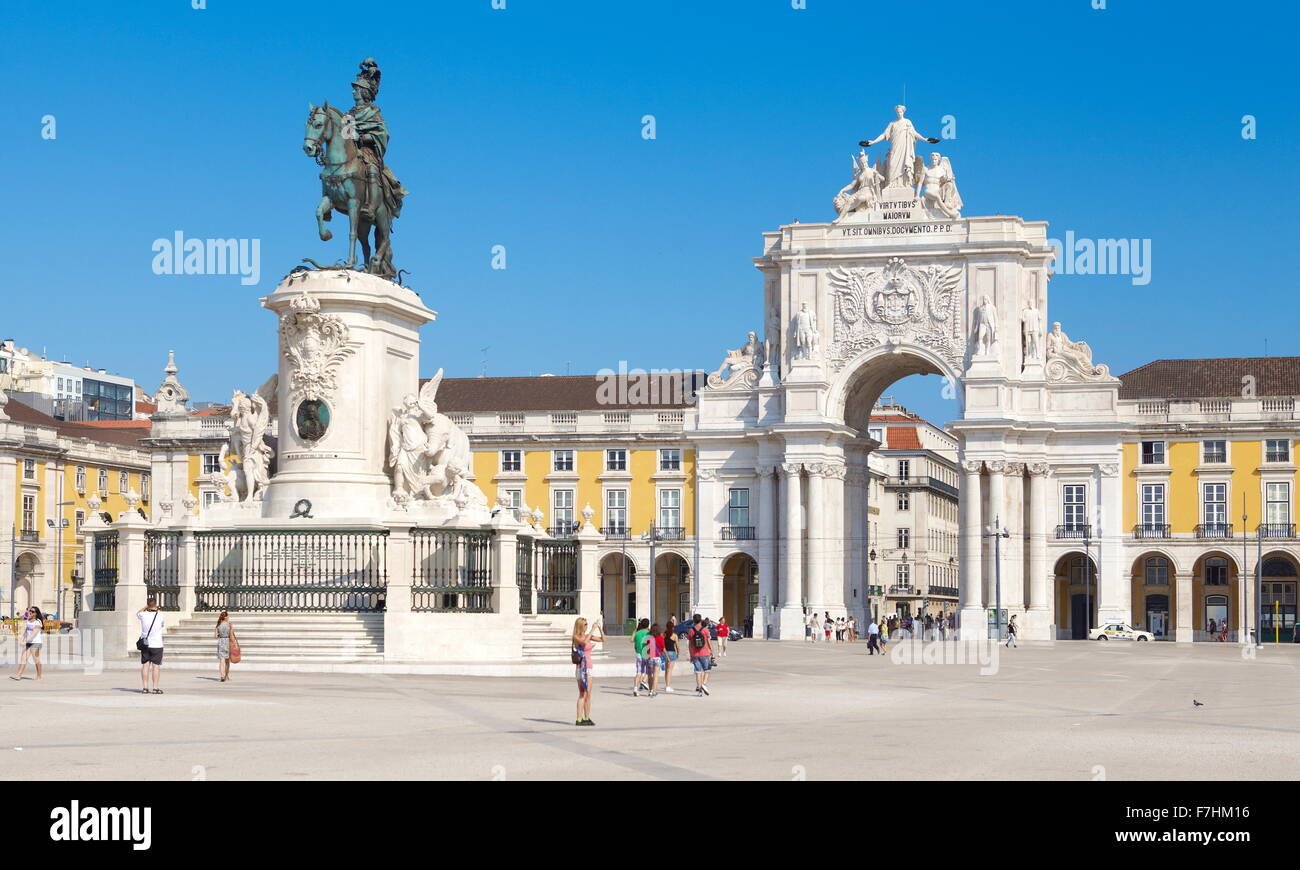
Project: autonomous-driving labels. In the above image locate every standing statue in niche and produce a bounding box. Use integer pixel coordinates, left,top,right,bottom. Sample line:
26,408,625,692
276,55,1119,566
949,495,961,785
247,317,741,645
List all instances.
1021,298,1042,364
793,302,819,360
859,105,941,189
970,295,998,357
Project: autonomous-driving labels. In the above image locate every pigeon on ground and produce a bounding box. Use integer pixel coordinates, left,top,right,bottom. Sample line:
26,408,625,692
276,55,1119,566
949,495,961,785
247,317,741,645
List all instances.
1193,700,1204,707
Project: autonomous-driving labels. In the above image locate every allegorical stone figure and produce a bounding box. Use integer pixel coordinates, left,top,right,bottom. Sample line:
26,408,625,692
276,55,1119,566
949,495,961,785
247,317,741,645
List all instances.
833,150,883,220
794,302,819,359
916,152,963,219
860,105,941,189
971,295,998,356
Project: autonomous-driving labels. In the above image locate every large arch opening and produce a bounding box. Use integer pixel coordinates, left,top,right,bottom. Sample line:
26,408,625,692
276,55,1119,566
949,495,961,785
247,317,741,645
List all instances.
720,552,758,634
1129,551,1178,639
1053,552,1098,639
599,553,636,633
1260,553,1299,643
1191,551,1239,641
14,552,40,615
653,552,690,627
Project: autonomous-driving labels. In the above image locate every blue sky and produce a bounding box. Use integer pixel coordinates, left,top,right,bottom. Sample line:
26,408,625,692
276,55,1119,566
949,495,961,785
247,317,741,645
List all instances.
5,0,1296,425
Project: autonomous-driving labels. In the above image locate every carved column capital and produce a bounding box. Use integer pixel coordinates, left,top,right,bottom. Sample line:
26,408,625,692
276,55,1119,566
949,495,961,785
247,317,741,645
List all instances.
697,468,718,482
756,464,777,478
1004,461,1026,478
960,459,984,475
1098,463,1120,478
823,462,847,481
778,462,804,479
984,460,1007,474
1026,461,1051,478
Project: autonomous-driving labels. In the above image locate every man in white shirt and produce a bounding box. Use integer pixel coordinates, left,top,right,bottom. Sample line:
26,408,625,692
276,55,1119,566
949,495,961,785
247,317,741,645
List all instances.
137,597,165,694
866,619,882,655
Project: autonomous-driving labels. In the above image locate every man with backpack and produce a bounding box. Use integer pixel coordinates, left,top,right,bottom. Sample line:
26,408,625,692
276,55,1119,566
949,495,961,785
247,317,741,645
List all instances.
686,613,713,696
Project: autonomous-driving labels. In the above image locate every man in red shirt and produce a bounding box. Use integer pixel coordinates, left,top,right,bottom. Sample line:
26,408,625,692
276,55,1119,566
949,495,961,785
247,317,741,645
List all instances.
686,613,713,696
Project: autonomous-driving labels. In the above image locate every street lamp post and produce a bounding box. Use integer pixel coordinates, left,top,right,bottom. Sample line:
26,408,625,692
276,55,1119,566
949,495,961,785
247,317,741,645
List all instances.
868,548,878,622
984,517,1009,639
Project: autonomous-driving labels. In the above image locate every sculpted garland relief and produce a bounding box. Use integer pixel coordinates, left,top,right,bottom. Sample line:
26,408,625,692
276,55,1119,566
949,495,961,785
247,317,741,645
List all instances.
280,289,355,403
826,257,963,372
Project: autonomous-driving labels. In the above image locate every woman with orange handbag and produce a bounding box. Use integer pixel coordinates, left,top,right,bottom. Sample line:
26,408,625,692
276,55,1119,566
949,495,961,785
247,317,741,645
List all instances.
214,611,237,682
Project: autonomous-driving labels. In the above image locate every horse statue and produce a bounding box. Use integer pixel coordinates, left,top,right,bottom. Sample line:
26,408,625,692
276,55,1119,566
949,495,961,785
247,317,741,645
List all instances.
303,100,400,278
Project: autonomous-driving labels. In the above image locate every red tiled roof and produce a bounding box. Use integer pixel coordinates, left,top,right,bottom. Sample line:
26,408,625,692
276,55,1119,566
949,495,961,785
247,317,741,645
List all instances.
3,396,151,449
432,374,704,413
884,427,923,449
1118,357,1300,400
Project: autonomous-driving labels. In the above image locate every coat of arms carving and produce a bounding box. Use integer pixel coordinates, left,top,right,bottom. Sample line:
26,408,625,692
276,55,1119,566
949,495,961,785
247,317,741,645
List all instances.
826,257,963,370
280,289,355,400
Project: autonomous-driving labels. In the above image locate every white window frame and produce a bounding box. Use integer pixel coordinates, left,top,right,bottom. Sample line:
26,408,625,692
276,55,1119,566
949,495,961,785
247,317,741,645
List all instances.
605,489,627,532
552,489,575,531
897,528,911,550
1202,440,1227,464
1266,439,1291,463
897,492,910,511
1140,483,1166,527
1062,484,1087,530
1266,482,1291,526
552,449,574,472
119,471,129,494
659,448,681,471
500,449,522,473
98,468,108,493
75,465,86,491
1140,440,1166,465
658,488,681,530
1203,483,1227,526
896,563,911,586
606,449,627,472
22,459,35,480
21,494,36,533
727,488,750,529
201,453,222,475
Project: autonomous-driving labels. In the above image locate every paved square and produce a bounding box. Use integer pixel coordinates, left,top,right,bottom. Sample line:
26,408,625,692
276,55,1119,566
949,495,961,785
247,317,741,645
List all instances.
3,640,1298,780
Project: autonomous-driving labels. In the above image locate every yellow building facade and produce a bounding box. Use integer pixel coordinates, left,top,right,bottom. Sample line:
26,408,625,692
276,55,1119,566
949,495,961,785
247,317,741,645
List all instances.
1118,358,1300,642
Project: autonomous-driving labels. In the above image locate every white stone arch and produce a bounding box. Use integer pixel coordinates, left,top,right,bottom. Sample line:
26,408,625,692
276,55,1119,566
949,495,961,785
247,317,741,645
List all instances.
14,551,42,613
1129,547,1185,580
826,343,964,429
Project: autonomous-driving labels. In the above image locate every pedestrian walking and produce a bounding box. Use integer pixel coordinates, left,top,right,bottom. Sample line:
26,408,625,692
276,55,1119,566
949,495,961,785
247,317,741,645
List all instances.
717,618,730,656
214,611,239,681
631,618,651,696
137,597,165,694
866,618,881,655
9,607,44,681
572,615,605,726
807,612,819,643
686,613,713,696
824,614,833,643
645,624,663,697
1005,614,1019,648
663,616,679,692
879,617,890,650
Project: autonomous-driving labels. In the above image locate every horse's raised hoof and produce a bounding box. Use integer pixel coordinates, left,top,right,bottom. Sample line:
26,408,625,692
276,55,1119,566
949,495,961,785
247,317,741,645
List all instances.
319,229,333,241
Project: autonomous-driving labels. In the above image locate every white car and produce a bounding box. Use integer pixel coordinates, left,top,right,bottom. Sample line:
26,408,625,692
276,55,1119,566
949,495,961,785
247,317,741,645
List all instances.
1089,623,1154,642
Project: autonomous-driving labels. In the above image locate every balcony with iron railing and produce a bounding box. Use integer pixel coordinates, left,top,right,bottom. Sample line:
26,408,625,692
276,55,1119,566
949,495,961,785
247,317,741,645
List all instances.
928,585,959,597
20,530,39,543
1259,523,1297,540
888,584,916,595
652,527,686,542
1195,523,1234,539
1055,524,1091,540
721,525,755,541
547,523,578,539
884,475,960,498
1133,523,1171,540
602,527,629,541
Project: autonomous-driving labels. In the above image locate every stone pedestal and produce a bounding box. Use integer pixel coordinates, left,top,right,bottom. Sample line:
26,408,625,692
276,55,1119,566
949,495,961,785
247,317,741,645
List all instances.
260,270,436,520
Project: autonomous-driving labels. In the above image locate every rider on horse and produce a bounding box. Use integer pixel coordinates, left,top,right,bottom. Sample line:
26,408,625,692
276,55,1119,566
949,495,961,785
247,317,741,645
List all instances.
348,58,407,222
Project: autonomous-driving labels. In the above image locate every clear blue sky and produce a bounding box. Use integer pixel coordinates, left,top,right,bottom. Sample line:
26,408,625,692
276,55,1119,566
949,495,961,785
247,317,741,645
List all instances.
5,0,1296,426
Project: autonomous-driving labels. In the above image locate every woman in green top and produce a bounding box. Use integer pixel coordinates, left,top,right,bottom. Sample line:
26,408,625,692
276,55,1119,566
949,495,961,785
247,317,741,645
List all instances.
631,618,651,696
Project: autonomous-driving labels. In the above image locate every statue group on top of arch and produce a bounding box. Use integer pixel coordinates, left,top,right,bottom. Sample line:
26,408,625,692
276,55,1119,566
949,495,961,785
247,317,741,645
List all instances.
386,368,489,516
833,106,962,221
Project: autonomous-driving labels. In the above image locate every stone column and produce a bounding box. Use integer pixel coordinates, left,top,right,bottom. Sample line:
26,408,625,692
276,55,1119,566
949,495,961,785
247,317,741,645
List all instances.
694,468,719,619
0,454,16,617
1174,567,1193,643
756,465,778,638
176,528,198,620
491,516,522,617
823,462,847,616
958,459,985,639
1096,463,1127,625
778,462,804,639
1026,462,1051,639
1002,462,1026,612
985,460,1007,629
573,521,602,619
805,464,826,614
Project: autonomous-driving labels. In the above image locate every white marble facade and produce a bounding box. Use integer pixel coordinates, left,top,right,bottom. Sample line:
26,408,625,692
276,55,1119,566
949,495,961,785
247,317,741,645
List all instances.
687,111,1123,640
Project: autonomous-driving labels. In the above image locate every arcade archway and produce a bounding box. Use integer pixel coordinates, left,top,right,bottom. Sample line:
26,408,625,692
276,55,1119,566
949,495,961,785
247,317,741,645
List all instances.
720,552,758,634
1054,552,1098,639
599,553,636,632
